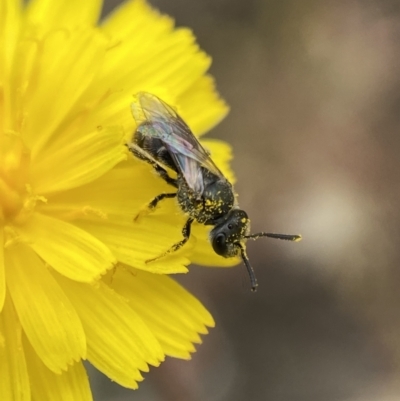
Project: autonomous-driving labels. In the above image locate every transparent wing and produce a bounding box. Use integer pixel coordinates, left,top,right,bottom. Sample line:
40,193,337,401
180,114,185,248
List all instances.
131,92,225,194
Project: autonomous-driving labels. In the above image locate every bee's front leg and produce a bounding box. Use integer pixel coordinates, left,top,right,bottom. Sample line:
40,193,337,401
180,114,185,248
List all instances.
134,192,177,222
146,218,194,263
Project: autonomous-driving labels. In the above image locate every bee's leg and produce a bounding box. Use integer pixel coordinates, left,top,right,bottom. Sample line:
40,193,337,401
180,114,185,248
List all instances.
147,192,177,210
128,143,177,188
134,192,177,222
153,164,177,188
146,218,194,263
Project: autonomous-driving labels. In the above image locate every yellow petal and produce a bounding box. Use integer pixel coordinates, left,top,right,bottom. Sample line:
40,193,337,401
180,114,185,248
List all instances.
75,1,211,137
0,227,5,312
6,244,86,373
18,27,106,158
178,76,229,136
24,336,92,401
80,39,210,142
26,0,102,29
55,274,164,389
102,0,173,39
111,267,214,359
124,27,210,95
42,158,166,220
0,0,22,133
0,294,31,401
100,0,210,95
31,125,126,195
36,158,191,273
75,218,191,274
20,213,116,282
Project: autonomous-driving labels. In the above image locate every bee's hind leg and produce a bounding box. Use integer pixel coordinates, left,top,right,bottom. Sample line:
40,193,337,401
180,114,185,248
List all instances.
146,218,194,263
134,192,177,222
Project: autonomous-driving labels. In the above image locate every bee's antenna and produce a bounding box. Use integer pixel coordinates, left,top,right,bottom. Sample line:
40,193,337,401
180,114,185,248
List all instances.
238,243,258,292
245,233,302,242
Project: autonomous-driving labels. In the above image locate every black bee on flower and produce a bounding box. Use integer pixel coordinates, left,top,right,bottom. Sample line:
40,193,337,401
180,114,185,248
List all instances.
128,92,301,291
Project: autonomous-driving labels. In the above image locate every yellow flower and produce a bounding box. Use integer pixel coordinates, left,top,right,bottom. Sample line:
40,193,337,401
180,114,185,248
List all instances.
0,0,239,399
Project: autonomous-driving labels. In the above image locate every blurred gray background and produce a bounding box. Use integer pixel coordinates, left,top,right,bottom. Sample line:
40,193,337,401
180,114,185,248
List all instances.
93,0,400,400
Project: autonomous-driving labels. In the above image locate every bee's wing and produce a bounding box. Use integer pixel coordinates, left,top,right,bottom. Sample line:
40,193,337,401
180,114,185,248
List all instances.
131,92,225,194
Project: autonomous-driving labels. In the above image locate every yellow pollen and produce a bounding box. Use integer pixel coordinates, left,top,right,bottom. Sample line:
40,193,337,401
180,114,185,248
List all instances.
61,206,108,222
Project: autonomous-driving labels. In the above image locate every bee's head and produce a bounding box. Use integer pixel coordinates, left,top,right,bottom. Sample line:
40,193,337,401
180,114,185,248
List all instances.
210,209,250,258
210,209,258,290
210,209,301,292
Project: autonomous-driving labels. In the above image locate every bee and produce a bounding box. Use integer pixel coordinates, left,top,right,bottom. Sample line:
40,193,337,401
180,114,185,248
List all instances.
128,92,301,291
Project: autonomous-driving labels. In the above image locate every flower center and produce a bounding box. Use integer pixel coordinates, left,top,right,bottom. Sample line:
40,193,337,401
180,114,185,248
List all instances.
0,133,31,222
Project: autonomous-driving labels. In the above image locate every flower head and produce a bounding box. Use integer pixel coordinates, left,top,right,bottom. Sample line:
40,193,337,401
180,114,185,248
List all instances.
0,0,238,399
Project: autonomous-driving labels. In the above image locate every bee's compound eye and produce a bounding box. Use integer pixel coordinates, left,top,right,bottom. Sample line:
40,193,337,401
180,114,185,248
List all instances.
212,233,227,256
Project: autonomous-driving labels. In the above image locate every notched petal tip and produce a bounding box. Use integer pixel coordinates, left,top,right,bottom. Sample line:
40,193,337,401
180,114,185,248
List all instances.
55,275,164,388
110,267,215,359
